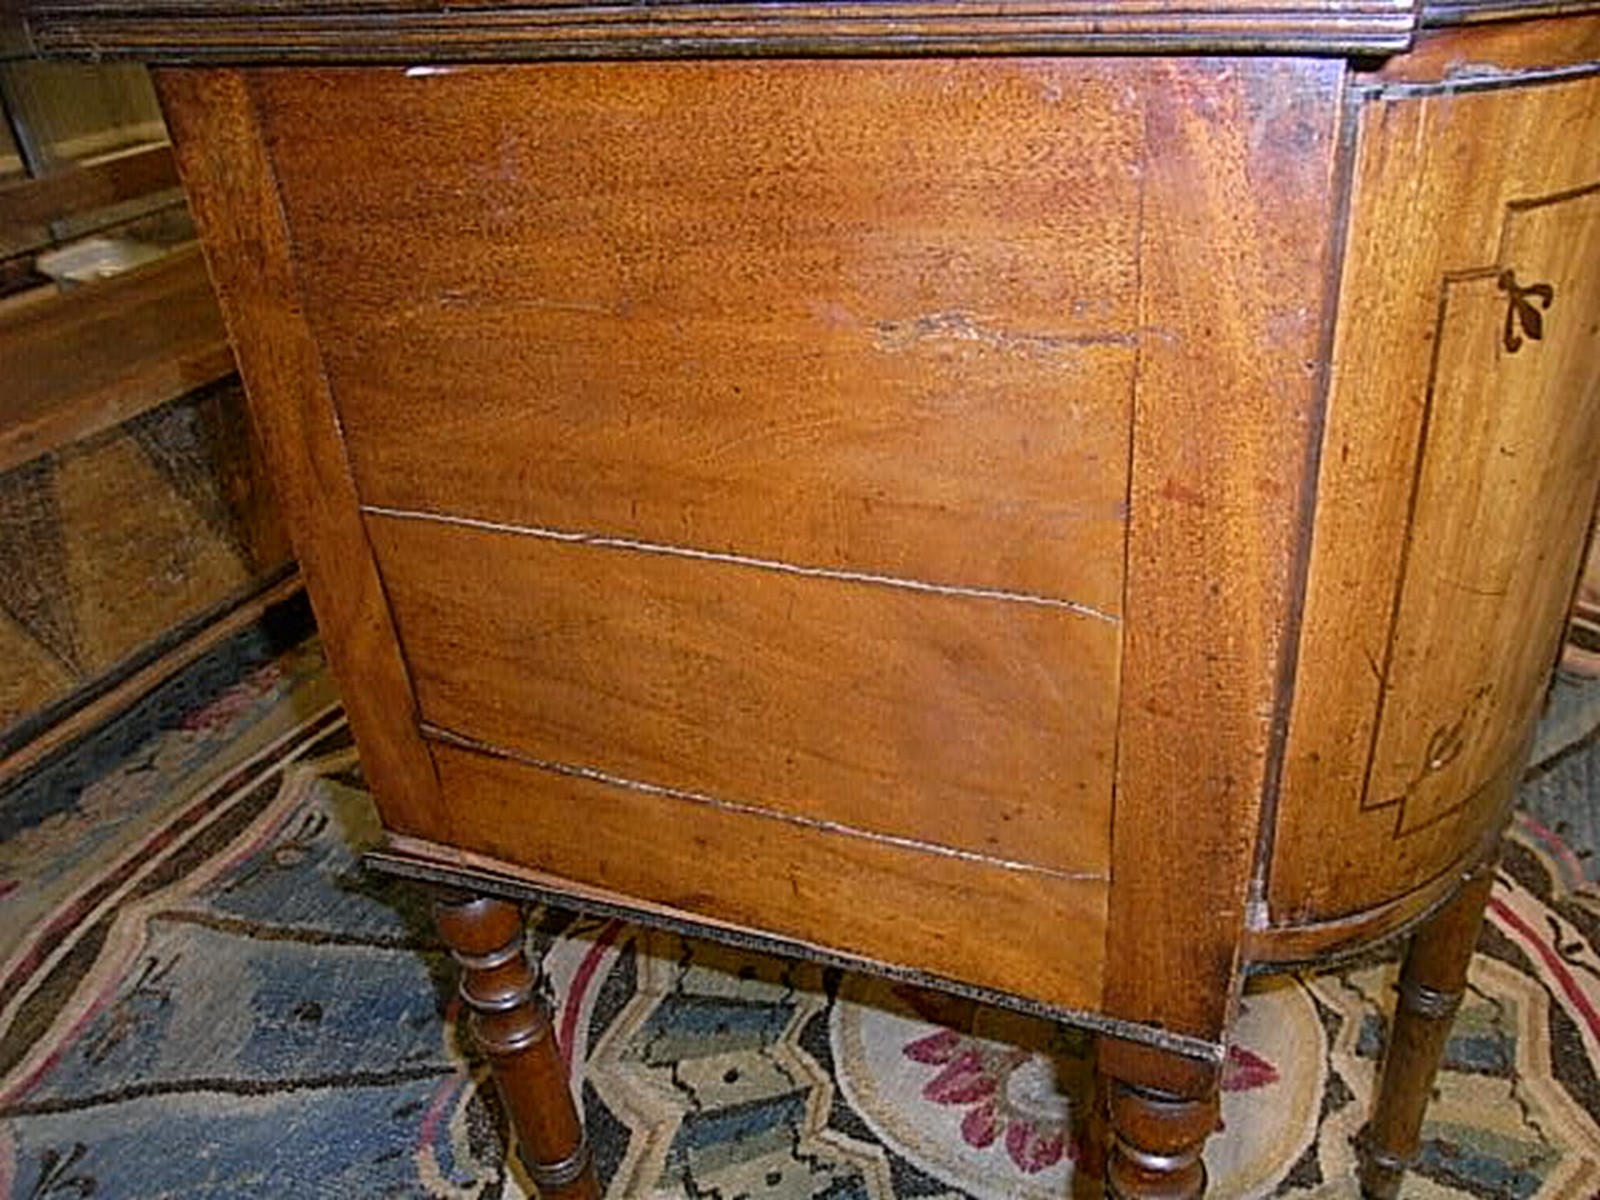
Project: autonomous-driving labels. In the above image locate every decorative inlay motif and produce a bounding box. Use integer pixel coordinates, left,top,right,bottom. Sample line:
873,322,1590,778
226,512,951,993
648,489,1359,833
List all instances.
1497,270,1555,353
1359,181,1600,839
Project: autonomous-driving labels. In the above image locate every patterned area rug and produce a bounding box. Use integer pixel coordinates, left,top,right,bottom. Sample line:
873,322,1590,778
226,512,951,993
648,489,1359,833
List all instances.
2,629,1598,1199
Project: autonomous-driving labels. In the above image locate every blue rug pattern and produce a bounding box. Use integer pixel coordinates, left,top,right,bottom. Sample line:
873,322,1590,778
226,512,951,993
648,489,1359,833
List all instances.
1,632,1598,1198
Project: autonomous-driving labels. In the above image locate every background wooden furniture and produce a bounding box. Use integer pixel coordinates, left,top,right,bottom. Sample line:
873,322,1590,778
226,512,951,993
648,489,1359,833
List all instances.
17,2,1600,1195
0,56,296,781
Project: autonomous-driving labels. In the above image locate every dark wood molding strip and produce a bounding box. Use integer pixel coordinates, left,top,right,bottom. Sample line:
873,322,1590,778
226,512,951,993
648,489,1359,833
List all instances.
23,0,1419,62
24,0,1600,63
1422,0,1600,26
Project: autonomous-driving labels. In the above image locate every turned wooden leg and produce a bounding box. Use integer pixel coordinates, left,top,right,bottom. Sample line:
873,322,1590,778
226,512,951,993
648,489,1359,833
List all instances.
1098,1037,1221,1200
433,892,600,1200
1358,865,1495,1200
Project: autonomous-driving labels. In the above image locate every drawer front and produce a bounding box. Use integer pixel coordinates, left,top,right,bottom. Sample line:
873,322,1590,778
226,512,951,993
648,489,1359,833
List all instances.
369,511,1117,876
252,60,1138,618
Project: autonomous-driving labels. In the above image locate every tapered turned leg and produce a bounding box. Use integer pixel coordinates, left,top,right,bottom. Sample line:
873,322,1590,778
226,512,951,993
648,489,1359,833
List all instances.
1358,865,1495,1200
433,892,600,1200
1098,1037,1221,1199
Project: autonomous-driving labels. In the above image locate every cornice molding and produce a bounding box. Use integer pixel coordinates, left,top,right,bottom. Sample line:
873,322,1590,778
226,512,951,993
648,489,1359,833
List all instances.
22,0,1422,62
1420,0,1600,25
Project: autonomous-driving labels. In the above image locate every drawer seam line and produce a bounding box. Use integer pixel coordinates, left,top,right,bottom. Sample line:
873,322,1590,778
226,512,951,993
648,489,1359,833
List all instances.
423,721,1110,884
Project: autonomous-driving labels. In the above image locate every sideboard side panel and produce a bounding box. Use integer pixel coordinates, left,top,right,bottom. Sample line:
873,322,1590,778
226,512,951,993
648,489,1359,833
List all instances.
250,61,1141,621
1269,49,1600,927
154,67,444,836
1105,58,1345,1043
168,60,1128,1019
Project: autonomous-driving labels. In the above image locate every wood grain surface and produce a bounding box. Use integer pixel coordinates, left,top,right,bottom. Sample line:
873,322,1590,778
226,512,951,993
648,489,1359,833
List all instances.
236,56,1354,1042
368,510,1116,876
254,61,1138,617
428,740,1108,1015
145,38,1600,1072
1268,61,1600,924
1365,12,1600,82
156,68,443,837
0,142,179,244
1104,57,1344,1044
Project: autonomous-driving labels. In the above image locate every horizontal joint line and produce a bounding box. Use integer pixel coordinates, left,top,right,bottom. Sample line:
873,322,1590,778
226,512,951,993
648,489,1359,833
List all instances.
363,505,1118,624
424,723,1106,884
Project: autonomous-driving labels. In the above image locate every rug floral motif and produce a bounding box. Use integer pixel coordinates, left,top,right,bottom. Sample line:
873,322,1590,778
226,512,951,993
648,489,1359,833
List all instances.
1,636,1597,1198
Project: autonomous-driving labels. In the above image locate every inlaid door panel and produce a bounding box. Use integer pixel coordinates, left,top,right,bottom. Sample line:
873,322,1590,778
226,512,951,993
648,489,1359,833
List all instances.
1365,189,1600,838
1270,70,1600,925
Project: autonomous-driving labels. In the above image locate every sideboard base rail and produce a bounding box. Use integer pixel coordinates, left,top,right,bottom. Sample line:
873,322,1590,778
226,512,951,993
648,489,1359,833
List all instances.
365,842,1225,1064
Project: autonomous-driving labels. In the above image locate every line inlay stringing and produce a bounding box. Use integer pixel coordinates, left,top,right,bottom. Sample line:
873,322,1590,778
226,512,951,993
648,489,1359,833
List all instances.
425,723,1108,883
362,505,1119,623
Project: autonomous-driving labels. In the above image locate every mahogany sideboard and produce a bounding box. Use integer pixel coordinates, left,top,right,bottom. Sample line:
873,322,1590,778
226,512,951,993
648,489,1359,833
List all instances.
18,1,1600,1194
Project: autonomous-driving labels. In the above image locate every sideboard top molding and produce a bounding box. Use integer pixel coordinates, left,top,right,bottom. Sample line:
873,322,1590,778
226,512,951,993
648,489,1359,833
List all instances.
20,0,1433,62
22,2,1600,76
1422,0,1600,25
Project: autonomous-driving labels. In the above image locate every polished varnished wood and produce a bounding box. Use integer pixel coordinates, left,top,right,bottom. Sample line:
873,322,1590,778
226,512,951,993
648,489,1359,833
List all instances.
1105,56,1343,1044
1370,10,1600,78
427,742,1108,1013
368,511,1116,874
1099,1038,1222,1200
1269,51,1600,926
245,53,1354,1051
432,894,599,1200
83,10,1600,1196
1240,765,1511,966
254,60,1137,616
155,68,442,836
382,835,1114,1035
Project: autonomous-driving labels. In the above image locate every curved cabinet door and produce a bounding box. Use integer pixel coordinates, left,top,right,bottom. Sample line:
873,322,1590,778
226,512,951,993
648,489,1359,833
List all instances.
1271,61,1600,931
